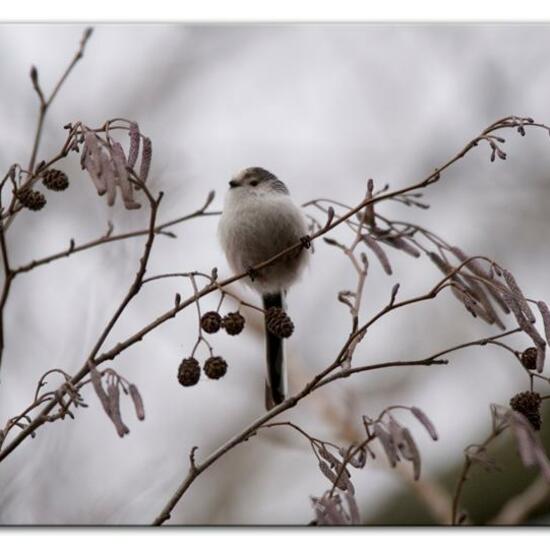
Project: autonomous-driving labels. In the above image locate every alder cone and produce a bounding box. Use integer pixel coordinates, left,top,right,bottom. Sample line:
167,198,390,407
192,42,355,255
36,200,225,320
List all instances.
265,307,294,338
178,357,200,387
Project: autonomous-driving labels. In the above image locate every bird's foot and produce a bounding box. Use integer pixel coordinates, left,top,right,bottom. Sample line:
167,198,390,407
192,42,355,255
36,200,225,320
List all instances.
300,235,312,250
246,266,258,282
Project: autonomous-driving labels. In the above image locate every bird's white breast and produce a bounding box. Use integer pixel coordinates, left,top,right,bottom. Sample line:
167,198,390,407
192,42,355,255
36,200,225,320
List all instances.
218,189,308,293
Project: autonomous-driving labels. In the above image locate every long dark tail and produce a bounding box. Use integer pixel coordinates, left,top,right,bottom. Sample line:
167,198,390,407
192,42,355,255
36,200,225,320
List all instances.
263,292,286,409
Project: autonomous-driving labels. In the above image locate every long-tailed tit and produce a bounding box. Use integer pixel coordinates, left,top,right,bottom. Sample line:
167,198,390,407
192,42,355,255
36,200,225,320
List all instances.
218,167,309,409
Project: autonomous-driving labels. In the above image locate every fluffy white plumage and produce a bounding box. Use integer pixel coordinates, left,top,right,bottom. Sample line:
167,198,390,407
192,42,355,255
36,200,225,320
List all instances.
218,167,308,408
218,168,308,294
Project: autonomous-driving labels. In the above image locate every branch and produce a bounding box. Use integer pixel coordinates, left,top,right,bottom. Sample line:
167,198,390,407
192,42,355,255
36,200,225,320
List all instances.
2,29,93,231
0,30,94,364
318,328,522,389
1,116,546,510
0,192,13,367
151,325,519,525
0,116,538,462
27,28,93,175
450,428,506,525
13,191,218,275
0,177,161,459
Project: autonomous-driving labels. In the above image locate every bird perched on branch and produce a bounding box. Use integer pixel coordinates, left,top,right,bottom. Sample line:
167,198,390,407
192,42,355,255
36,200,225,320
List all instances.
218,167,309,409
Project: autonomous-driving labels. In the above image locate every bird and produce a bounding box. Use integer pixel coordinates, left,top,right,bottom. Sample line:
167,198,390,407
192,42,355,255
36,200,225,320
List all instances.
218,167,309,409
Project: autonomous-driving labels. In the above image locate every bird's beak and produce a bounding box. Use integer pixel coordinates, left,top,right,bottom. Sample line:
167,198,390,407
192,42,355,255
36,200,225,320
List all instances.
229,179,241,188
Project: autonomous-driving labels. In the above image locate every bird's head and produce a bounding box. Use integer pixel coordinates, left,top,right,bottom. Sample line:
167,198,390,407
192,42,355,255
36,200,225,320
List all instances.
228,167,289,196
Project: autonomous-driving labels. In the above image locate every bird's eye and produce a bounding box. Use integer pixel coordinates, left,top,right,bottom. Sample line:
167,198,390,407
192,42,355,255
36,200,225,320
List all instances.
249,179,259,187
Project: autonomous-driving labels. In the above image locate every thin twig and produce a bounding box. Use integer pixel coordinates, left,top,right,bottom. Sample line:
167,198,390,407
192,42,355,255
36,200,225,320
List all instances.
0,177,161,459
1,116,548,527
13,195,218,275
0,117,537,461
27,28,93,175
150,324,521,525
451,428,506,525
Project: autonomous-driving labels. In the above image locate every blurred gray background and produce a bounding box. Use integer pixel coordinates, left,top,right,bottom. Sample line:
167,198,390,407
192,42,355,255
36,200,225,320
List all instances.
0,23,549,525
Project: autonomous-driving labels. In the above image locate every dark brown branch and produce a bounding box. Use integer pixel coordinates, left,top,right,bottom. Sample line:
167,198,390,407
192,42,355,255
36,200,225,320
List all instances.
27,28,93,174
0,178,161,460
13,193,218,275
0,116,535,462
151,322,522,525
1,116,547,518
317,328,522,389
2,30,93,230
0,194,13,368
451,428,506,525
2,38,89,231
